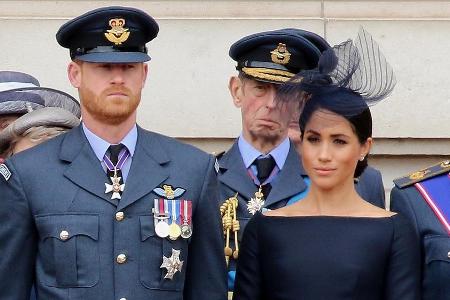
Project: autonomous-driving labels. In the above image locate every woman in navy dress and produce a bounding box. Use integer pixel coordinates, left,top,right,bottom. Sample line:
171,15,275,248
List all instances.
233,29,421,300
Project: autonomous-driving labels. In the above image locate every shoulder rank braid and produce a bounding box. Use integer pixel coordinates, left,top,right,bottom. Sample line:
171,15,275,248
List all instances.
394,160,450,189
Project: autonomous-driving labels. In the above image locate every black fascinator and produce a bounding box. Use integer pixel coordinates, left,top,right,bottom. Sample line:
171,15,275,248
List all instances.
277,28,396,114
279,29,396,178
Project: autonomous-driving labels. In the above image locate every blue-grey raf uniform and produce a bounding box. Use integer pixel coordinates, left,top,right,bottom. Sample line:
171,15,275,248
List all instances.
390,160,450,300
219,29,385,293
0,6,226,300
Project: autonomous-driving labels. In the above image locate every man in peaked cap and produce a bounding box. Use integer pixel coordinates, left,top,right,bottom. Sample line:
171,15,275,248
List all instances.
0,6,226,300
217,28,386,296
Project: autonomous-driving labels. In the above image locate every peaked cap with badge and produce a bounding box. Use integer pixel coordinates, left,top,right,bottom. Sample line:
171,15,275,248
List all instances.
56,6,159,63
0,6,226,300
229,28,330,84
390,159,450,299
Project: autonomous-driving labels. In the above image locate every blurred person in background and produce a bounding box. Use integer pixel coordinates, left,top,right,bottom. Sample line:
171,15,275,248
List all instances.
0,70,80,160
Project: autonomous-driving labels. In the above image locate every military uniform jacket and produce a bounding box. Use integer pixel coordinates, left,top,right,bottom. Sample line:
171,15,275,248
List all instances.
0,125,227,300
390,161,450,300
218,140,385,273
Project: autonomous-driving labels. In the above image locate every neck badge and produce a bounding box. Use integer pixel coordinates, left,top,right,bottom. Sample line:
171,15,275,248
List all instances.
160,248,184,280
247,185,265,215
104,169,125,200
103,148,129,200
104,18,130,45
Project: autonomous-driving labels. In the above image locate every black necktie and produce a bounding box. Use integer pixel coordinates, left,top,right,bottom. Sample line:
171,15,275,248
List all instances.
107,144,125,182
255,155,276,183
255,155,276,197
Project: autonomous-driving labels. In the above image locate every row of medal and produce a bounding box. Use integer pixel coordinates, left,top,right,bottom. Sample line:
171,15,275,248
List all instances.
153,198,193,240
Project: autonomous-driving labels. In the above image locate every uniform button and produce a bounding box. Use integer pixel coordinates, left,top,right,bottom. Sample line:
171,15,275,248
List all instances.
59,230,69,241
115,211,125,221
447,251,450,258
116,254,127,264
119,298,127,300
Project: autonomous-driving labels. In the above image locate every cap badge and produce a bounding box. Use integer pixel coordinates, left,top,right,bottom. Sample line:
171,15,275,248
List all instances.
271,43,291,65
104,18,130,45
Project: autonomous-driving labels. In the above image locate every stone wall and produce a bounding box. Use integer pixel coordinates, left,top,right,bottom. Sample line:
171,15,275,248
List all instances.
1,1,449,201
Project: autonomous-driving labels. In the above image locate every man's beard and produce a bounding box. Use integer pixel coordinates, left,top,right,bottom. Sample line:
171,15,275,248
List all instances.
80,86,141,125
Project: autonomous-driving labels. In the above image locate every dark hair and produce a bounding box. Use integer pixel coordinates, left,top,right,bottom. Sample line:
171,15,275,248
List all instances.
298,87,372,178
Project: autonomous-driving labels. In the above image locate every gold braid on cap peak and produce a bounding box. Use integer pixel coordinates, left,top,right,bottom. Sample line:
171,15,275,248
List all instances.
242,67,295,83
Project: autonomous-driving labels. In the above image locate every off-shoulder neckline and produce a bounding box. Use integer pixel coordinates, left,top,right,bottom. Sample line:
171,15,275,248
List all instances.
260,212,398,220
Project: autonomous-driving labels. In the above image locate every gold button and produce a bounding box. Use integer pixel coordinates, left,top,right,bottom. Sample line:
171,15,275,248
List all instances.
116,254,127,264
59,230,69,241
115,211,124,221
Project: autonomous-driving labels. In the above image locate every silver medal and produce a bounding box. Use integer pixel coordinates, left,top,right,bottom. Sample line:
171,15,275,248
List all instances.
155,220,170,238
180,223,192,239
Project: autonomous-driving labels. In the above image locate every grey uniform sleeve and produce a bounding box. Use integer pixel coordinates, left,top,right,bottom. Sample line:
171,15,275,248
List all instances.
0,161,36,300
183,155,227,300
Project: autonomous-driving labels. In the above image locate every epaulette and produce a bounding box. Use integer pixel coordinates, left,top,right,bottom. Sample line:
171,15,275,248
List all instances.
393,159,450,189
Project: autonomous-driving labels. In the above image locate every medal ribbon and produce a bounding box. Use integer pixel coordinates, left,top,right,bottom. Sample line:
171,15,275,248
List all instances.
171,200,180,225
159,198,165,216
246,166,279,186
154,199,160,215
164,199,169,220
181,200,192,225
103,148,130,172
415,173,450,235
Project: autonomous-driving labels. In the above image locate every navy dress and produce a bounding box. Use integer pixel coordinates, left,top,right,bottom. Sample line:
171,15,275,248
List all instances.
233,213,421,300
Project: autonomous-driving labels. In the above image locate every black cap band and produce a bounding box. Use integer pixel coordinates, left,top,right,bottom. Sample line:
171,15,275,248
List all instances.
237,60,294,72
71,45,147,60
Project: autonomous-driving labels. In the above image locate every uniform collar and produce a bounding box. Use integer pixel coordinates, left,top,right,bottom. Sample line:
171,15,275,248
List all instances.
82,122,137,161
237,133,290,170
